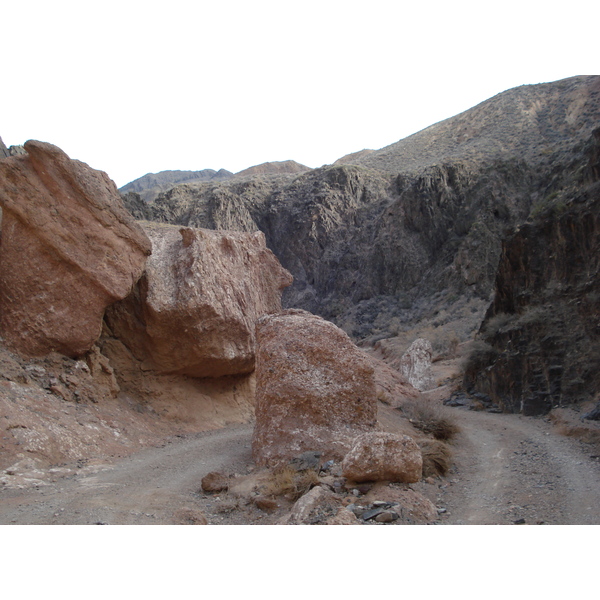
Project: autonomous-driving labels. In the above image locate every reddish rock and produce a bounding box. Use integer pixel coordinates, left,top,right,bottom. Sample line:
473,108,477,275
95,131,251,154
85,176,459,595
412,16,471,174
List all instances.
0,141,151,357
367,352,421,408
325,507,361,525
252,310,378,467
363,483,438,523
279,485,343,525
341,431,423,483
105,222,292,377
254,496,280,512
201,471,230,493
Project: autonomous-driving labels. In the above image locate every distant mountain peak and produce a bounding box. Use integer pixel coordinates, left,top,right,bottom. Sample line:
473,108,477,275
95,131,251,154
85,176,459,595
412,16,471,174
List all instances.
234,160,311,178
119,169,234,203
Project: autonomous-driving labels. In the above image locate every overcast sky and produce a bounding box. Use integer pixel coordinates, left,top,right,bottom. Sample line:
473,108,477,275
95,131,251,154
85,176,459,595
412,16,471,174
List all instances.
2,0,598,187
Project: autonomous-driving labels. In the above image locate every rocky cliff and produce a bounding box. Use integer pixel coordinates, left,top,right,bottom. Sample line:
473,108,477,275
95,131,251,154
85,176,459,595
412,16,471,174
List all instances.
0,141,152,357
125,77,600,349
0,142,296,470
464,126,600,414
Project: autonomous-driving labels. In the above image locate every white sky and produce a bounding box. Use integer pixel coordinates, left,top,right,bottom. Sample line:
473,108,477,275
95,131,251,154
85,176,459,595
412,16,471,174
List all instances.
2,0,598,188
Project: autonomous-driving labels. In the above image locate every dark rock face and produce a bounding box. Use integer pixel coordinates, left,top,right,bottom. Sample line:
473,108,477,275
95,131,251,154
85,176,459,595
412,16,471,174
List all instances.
131,158,537,340
115,76,600,414
128,77,600,346
464,128,600,414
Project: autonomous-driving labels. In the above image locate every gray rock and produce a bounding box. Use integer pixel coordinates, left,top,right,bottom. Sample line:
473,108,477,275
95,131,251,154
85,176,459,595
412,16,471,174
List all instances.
289,451,322,472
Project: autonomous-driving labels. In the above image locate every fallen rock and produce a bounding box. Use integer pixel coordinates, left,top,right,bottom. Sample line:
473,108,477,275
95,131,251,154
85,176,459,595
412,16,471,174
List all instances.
252,310,378,467
254,496,280,512
399,338,434,392
582,400,600,421
368,353,421,408
105,222,292,377
374,510,399,523
341,431,423,483
363,483,438,523
325,507,361,525
279,485,343,524
201,471,230,493
0,141,151,357
288,450,322,472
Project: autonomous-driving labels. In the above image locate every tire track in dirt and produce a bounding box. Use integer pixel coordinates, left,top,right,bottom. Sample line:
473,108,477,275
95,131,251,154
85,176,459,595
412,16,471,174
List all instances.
436,408,600,525
0,424,254,525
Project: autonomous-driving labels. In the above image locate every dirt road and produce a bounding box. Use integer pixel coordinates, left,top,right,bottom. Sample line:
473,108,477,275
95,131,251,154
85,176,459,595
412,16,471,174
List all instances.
431,408,600,525
1,408,599,525
0,425,254,525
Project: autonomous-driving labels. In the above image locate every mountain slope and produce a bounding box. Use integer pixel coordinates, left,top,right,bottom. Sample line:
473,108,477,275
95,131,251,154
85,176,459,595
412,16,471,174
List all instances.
345,75,600,174
121,76,600,393
119,168,234,202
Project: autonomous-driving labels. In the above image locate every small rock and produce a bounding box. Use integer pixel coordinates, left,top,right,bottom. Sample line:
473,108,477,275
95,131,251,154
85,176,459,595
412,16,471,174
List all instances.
347,504,366,517
582,402,600,420
201,471,230,493
320,460,335,473
361,507,387,521
326,507,361,525
374,511,398,523
289,451,322,472
514,518,526,525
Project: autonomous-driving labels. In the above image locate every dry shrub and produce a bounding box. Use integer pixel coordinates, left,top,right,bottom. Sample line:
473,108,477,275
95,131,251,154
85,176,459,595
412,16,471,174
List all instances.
418,438,453,477
398,398,460,441
549,409,600,446
462,339,498,374
262,466,320,501
214,498,240,514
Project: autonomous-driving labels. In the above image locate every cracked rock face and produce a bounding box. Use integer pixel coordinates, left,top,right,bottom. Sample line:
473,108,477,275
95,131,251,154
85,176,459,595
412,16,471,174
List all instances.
105,222,293,377
0,141,151,358
251,310,378,467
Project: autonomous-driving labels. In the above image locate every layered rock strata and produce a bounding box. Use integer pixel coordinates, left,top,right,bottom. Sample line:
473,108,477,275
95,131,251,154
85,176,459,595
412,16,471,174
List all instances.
0,141,151,357
252,309,378,467
105,222,293,377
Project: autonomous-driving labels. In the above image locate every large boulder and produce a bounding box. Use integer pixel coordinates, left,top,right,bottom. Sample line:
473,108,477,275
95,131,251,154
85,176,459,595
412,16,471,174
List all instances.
341,431,423,483
252,310,378,467
105,222,293,377
0,141,151,357
399,338,434,391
